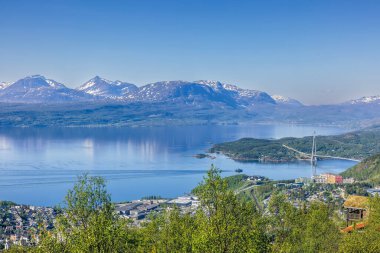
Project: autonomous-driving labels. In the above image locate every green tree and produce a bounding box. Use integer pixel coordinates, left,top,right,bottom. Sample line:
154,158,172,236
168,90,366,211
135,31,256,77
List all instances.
192,165,269,253
35,174,138,253
301,202,341,252
269,194,341,253
269,194,303,252
139,165,269,253
138,208,196,252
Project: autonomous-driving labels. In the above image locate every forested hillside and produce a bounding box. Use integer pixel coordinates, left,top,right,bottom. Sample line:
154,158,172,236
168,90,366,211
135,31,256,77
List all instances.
210,126,380,162
341,153,380,183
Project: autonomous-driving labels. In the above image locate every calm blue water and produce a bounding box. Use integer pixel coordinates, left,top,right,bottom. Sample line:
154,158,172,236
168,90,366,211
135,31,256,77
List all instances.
0,125,357,206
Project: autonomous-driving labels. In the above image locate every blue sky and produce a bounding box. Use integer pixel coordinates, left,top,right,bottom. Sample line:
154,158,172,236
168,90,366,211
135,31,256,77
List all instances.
1,0,380,104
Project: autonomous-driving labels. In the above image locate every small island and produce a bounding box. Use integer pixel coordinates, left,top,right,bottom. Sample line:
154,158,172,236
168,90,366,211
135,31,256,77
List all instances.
193,153,216,159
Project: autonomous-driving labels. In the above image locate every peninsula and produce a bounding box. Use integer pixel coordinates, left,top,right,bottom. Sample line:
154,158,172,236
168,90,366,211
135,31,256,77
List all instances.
209,126,380,162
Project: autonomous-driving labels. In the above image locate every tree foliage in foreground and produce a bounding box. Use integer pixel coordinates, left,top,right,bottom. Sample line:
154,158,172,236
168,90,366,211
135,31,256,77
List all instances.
35,175,138,253
6,167,380,253
269,194,341,253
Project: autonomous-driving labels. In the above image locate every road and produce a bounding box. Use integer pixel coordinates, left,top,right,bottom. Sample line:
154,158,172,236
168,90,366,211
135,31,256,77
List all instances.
234,184,262,212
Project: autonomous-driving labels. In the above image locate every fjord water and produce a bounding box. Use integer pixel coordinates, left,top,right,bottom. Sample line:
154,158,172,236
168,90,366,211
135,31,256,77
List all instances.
0,125,356,206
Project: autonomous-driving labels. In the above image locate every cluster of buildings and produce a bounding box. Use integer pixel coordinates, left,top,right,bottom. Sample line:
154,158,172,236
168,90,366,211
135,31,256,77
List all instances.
267,174,373,233
275,173,354,189
306,186,345,203
1,195,200,248
167,196,200,208
262,180,346,210
115,195,200,226
247,175,268,184
0,204,56,249
295,173,354,184
313,173,344,184
115,198,165,226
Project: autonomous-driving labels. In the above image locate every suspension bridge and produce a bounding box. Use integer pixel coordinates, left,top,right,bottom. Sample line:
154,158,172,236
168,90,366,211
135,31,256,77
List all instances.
282,131,361,176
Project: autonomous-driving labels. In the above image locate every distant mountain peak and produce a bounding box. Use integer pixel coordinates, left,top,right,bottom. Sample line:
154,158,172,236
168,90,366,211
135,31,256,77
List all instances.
0,75,92,103
14,75,66,89
11,75,67,89
91,75,110,82
194,80,278,105
78,76,111,91
84,76,111,84
195,80,223,88
347,95,380,105
77,76,138,99
271,95,303,106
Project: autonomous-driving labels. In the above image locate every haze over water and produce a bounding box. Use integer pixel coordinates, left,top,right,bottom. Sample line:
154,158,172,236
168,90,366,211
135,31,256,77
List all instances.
0,125,356,206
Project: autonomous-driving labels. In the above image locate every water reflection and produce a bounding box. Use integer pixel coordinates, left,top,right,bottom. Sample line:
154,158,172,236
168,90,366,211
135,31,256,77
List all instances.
0,124,353,206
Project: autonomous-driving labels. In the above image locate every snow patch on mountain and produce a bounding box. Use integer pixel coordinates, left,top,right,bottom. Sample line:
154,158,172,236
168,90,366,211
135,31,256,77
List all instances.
271,95,302,106
135,80,239,107
137,81,201,101
195,80,224,91
45,79,66,89
195,80,274,103
77,76,138,99
347,95,380,105
0,82,12,89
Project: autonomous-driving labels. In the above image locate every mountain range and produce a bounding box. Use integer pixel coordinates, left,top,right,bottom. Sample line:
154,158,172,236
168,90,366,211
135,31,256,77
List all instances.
1,75,380,127
0,75,300,106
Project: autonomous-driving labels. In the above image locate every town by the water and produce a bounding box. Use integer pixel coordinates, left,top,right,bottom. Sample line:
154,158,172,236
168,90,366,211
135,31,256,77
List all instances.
3,1,380,251
1,171,377,249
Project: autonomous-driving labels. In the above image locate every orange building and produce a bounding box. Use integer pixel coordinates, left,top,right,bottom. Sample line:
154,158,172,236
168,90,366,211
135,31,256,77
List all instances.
326,174,335,184
323,173,343,184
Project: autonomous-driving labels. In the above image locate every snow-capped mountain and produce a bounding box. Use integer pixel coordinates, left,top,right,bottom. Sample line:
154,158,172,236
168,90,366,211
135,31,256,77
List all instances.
195,80,225,91
3,75,380,127
195,80,302,106
0,76,300,106
0,75,93,103
346,95,380,105
135,81,237,106
271,95,303,106
195,80,276,106
77,76,138,100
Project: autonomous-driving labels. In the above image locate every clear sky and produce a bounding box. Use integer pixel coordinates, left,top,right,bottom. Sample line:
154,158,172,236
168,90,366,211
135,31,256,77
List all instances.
1,0,380,105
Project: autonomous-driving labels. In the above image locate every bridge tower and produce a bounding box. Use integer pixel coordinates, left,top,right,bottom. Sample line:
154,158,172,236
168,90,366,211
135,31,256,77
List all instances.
311,131,317,176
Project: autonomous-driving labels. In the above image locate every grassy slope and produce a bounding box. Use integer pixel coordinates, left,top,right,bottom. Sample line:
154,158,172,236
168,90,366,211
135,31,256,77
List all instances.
223,174,249,190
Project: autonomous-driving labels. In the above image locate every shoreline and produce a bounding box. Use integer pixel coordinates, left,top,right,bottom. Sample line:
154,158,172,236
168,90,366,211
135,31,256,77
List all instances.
211,152,361,164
